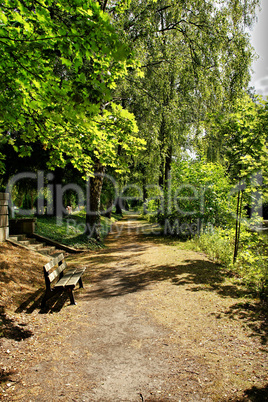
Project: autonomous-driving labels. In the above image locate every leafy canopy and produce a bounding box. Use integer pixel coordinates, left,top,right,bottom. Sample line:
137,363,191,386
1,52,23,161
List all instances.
0,0,143,175
113,0,259,188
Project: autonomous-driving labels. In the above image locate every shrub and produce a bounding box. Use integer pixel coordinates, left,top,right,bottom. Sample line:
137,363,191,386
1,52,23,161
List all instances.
156,160,236,239
191,226,268,298
235,231,268,298
192,227,234,266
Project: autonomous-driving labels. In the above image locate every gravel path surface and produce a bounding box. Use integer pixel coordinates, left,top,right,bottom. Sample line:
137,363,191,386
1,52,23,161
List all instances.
1,215,267,401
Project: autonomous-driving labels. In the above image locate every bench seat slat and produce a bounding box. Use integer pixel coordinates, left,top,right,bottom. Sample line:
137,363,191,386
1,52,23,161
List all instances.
54,267,86,288
64,267,86,287
54,268,77,287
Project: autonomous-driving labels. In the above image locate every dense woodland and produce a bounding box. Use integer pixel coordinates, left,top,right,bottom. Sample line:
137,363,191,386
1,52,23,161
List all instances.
0,0,267,295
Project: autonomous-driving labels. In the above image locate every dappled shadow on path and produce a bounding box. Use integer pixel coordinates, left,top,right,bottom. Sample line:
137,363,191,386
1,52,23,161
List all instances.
224,383,268,401
77,215,268,344
216,300,268,345
83,256,251,300
84,260,266,347
82,255,268,343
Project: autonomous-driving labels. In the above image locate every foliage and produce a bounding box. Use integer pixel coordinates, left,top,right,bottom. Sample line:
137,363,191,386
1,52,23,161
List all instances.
203,94,268,182
114,0,259,189
190,227,268,298
235,231,268,297
21,193,32,210
201,93,268,261
155,159,236,238
0,0,143,176
190,227,234,267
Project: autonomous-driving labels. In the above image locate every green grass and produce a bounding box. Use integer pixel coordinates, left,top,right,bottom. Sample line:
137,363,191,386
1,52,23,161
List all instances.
35,211,120,249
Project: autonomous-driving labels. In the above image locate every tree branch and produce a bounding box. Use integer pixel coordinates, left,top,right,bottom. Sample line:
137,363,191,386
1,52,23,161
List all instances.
101,0,109,12
0,34,83,42
125,77,161,105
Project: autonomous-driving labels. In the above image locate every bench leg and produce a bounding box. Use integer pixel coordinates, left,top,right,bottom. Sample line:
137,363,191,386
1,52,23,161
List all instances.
67,288,76,305
78,277,83,289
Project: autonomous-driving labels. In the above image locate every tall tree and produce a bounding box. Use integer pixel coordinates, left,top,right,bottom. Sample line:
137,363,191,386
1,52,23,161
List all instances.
114,0,259,198
0,0,144,238
201,93,268,261
0,0,137,170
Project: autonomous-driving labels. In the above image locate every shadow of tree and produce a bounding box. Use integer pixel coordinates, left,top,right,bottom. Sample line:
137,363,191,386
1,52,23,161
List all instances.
81,254,267,343
0,306,33,341
215,301,268,345
0,367,19,386
242,384,268,401
224,383,268,401
68,216,268,344
83,259,249,299
142,232,185,245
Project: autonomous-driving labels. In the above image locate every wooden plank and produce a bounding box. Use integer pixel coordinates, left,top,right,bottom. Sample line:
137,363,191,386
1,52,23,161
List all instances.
63,268,86,288
55,267,86,288
0,227,9,242
48,260,67,283
66,269,86,287
54,268,78,287
0,204,8,213
0,193,9,200
43,253,64,272
0,214,8,226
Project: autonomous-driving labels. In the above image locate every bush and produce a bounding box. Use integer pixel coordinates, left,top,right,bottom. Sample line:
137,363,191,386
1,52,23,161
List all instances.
22,193,32,209
156,160,236,239
191,227,234,266
235,231,268,298
191,227,268,298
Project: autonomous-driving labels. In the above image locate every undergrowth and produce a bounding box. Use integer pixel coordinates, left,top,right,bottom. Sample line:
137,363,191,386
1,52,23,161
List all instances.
35,211,119,249
188,227,268,299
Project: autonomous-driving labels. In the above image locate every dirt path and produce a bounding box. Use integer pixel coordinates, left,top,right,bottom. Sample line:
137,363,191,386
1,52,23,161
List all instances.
1,215,267,401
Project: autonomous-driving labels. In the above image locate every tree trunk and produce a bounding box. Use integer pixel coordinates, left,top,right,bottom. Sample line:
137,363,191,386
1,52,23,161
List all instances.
233,189,243,264
86,160,105,241
48,167,64,217
115,197,123,215
103,198,113,218
164,146,172,187
158,118,166,189
159,145,172,215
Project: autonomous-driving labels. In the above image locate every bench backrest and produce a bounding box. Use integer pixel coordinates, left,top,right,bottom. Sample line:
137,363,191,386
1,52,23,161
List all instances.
43,253,66,288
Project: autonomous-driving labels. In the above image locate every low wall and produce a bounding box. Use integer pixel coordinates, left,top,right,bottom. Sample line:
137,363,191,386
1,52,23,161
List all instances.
9,218,36,235
0,193,9,242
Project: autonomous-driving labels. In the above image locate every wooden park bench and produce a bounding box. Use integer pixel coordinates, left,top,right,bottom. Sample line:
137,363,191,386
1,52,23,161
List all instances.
41,253,86,308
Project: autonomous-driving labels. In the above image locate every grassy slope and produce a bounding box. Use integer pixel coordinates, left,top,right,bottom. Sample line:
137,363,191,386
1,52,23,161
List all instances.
35,211,120,249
